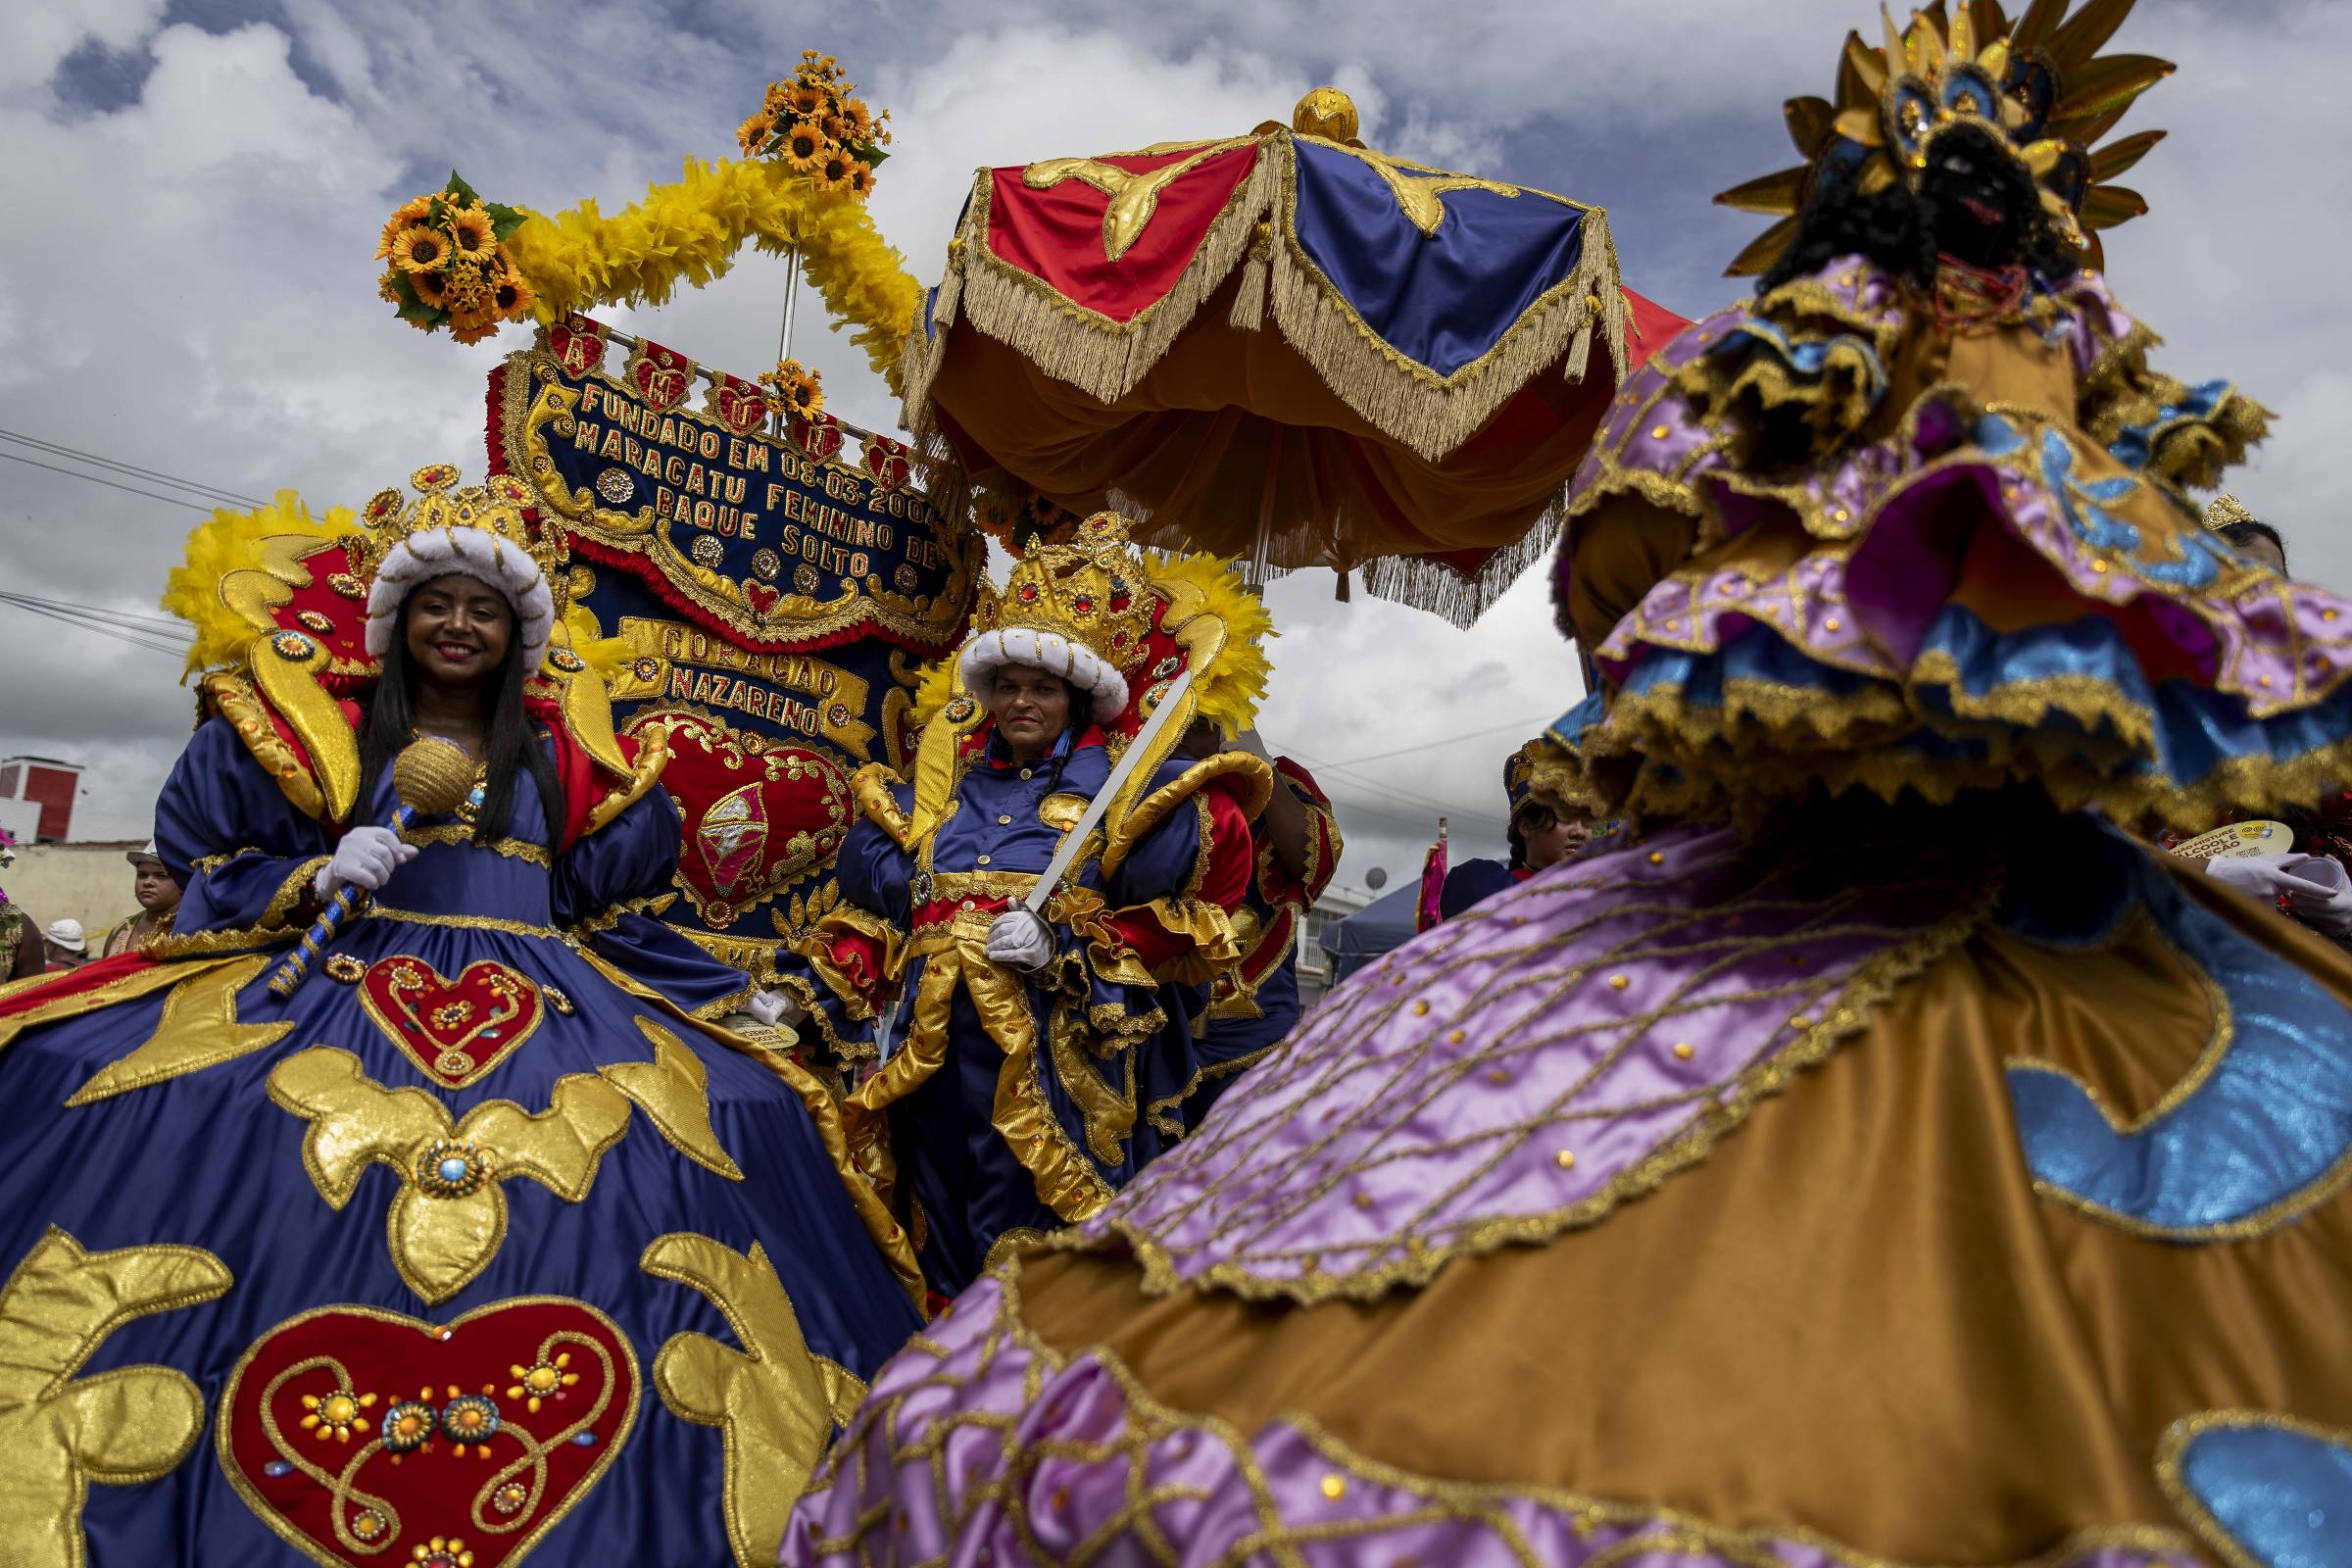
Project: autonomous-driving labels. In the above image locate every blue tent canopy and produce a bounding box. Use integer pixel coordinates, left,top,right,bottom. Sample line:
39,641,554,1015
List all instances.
1320,881,1422,983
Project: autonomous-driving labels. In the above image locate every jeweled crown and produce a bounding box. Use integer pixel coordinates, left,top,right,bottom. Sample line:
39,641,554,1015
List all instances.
1717,0,2173,275
973,511,1156,673
352,463,571,617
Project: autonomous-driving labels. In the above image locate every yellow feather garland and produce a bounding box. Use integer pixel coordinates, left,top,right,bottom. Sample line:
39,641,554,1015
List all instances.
501,156,924,388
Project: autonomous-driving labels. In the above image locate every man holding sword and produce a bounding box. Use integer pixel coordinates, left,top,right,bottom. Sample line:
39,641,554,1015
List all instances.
773,513,1273,1293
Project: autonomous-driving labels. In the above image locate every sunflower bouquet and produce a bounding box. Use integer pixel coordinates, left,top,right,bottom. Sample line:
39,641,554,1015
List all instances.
736,51,891,199
374,172,535,344
760,358,825,421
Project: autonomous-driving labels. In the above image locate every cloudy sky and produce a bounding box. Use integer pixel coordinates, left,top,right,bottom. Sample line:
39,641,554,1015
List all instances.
1,0,2342,895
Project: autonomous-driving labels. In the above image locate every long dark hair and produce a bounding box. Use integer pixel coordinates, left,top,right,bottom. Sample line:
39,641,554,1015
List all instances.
1760,123,2082,295
356,586,563,848
2217,518,2288,573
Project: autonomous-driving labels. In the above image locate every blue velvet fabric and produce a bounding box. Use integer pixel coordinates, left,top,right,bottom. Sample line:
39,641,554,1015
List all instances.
3,718,922,1564
1288,138,1592,377
2173,1416,2352,1567
819,730,1218,1291
2001,818,2352,1238
1439,858,1517,921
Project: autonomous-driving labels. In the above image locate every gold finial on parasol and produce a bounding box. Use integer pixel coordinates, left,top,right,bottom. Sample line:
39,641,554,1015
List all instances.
1292,88,1359,144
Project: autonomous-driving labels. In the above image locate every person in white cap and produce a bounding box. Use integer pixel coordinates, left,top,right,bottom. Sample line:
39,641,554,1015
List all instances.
100,841,180,956
40,917,86,972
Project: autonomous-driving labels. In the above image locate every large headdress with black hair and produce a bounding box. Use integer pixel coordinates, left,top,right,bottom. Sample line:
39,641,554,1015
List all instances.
1716,0,2173,276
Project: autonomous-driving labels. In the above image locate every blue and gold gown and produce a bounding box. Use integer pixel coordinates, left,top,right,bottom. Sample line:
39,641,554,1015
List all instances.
779,720,1265,1294
0,715,922,1568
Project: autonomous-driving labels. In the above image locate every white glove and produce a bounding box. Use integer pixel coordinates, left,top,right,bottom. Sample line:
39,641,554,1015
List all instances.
315,826,419,897
984,908,1054,973
2279,855,2352,936
746,989,806,1027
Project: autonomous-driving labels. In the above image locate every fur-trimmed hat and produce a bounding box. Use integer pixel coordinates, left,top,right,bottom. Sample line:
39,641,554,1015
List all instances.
356,464,565,677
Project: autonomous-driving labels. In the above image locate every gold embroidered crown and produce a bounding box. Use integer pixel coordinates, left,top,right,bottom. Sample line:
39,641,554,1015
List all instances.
353,463,572,618
973,510,1157,672
2203,494,2256,533
1717,0,2173,275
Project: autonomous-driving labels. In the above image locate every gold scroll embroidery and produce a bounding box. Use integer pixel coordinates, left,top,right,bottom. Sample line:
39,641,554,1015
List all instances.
65,955,297,1106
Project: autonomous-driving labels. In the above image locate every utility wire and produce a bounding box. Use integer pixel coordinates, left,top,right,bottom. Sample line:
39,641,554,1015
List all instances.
1311,710,1557,767
0,428,266,510
0,597,187,658
0,591,185,637
0,449,215,514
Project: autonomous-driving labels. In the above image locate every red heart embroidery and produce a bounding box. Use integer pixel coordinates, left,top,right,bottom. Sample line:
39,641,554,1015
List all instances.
631,710,851,931
359,957,544,1087
548,315,609,377
707,375,769,437
623,340,693,414
790,413,843,462
219,1298,638,1568
742,579,782,617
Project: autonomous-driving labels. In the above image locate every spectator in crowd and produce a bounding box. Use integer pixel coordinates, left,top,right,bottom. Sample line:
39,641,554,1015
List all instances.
42,919,87,972
0,831,38,982
2174,500,2352,938
1437,742,1593,921
101,841,180,956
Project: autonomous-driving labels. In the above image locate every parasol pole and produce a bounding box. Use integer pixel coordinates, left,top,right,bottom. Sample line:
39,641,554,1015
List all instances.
770,250,803,438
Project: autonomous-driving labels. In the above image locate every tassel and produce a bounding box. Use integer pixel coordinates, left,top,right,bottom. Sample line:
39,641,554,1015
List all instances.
1228,226,1271,332
1564,298,1596,382
1335,570,1351,603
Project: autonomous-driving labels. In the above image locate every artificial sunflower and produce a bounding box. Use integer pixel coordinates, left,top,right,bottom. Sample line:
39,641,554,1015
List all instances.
846,160,876,199
760,359,824,420
390,223,450,275
447,299,505,345
442,257,492,310
445,204,495,256
818,112,852,145
737,111,774,157
838,99,872,142
782,124,825,170
376,194,434,259
784,81,826,119
408,269,453,308
489,264,536,320
815,148,856,189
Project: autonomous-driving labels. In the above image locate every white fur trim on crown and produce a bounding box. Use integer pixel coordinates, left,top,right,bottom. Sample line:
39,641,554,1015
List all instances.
959,628,1130,723
364,525,556,675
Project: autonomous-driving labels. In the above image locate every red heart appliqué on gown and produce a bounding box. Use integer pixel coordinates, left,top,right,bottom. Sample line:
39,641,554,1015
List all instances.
742,579,782,617
219,1298,639,1568
359,957,545,1088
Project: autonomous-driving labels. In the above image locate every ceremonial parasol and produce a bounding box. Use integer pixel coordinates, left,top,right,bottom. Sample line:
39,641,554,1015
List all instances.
902,89,1689,624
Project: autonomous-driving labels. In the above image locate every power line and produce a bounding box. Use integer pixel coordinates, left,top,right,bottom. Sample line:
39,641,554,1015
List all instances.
0,449,215,514
1291,748,1502,824
0,591,184,636
1312,710,1557,767
0,428,267,510
0,596,188,658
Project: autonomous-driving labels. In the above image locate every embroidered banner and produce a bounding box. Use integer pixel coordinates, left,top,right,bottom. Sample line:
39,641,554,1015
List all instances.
490,324,968,969
491,327,980,657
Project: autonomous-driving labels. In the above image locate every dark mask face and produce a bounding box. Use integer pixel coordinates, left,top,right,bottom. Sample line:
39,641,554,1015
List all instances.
1919,123,2034,270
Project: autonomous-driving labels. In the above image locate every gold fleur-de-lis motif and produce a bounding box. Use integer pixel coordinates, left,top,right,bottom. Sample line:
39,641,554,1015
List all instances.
1021,138,1250,262
1307,140,1526,235
267,1026,741,1304
641,1233,864,1568
0,1228,233,1568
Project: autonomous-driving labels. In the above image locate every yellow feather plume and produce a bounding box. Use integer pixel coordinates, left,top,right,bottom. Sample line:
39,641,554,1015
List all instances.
1149,551,1275,738
555,603,634,689
161,491,358,681
909,650,964,732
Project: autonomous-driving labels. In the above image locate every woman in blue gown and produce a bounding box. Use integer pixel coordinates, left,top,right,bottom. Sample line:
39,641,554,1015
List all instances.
0,466,921,1568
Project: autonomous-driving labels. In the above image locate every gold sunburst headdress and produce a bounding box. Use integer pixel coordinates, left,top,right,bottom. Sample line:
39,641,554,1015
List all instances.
1716,0,2174,276
355,464,571,676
